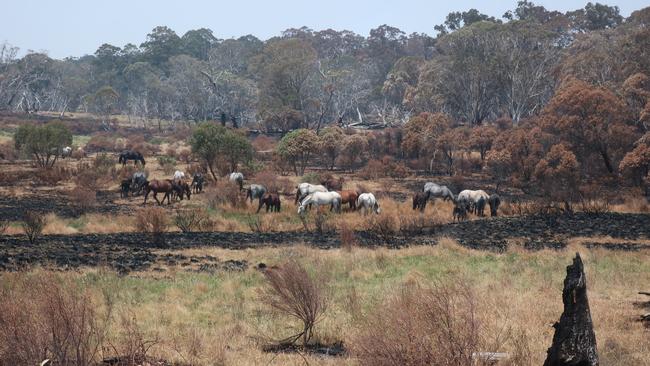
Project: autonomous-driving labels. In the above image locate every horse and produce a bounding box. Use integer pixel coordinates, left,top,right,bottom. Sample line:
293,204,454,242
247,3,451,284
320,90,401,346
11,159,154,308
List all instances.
413,191,429,211
298,192,342,216
173,170,185,183
295,183,328,205
120,179,131,198
175,181,192,201
191,173,205,194
423,182,456,202
488,194,501,217
61,146,72,159
321,176,344,191
475,196,487,217
119,150,145,167
258,192,281,213
131,172,148,196
246,184,267,204
338,190,359,210
357,193,381,215
143,179,182,205
457,190,489,214
229,172,244,191
452,200,469,222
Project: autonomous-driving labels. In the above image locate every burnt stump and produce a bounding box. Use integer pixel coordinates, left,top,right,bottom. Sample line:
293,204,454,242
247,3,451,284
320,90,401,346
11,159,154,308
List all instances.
544,253,599,366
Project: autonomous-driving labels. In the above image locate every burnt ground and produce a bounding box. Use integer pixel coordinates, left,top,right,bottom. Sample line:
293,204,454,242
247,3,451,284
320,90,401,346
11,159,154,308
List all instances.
0,192,131,221
0,212,649,273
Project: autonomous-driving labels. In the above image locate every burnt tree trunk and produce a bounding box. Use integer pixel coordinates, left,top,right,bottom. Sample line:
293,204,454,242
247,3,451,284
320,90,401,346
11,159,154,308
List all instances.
544,253,599,366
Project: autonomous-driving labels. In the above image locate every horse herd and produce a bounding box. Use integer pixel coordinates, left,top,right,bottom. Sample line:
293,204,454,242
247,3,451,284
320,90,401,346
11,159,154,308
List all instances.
413,182,501,221
114,150,499,221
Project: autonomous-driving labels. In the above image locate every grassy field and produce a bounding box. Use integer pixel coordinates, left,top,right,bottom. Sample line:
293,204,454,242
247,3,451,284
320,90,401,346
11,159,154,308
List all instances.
3,242,649,365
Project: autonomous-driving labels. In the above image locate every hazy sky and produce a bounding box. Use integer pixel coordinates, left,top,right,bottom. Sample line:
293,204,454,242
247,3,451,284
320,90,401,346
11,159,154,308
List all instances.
2,0,648,59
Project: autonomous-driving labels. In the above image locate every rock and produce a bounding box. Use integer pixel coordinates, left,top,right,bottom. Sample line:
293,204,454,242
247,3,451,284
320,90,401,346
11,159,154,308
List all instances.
544,253,599,366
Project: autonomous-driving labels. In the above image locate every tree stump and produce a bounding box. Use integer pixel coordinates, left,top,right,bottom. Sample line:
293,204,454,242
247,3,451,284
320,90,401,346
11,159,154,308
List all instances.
544,253,599,366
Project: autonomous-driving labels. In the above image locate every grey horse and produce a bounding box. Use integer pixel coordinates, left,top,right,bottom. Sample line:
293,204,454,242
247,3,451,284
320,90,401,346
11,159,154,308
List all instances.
245,184,267,204
423,182,456,202
131,171,148,196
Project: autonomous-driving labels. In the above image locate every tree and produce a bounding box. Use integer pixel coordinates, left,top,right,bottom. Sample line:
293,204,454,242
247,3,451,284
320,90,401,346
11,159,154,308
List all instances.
140,26,182,68
85,86,119,124
221,130,253,173
534,144,581,207
541,78,636,174
14,122,72,169
566,2,623,32
469,125,498,160
190,123,227,180
619,133,650,187
319,126,345,170
401,112,451,160
436,128,468,176
435,8,501,34
181,28,219,61
485,148,514,192
276,129,319,176
338,134,369,172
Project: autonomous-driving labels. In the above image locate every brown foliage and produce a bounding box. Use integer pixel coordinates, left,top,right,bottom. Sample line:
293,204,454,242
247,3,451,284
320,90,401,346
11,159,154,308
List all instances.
534,144,581,204
0,141,17,161
135,207,168,243
207,181,246,209
619,136,650,185
35,166,72,185
359,156,411,180
21,212,46,244
85,132,117,152
173,208,211,233
367,213,398,244
68,187,97,215
0,274,112,366
352,279,506,366
261,260,329,346
401,112,452,159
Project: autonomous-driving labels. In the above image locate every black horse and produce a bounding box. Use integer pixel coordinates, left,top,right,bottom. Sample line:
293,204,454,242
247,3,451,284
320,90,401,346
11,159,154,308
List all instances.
118,150,145,167
191,173,205,194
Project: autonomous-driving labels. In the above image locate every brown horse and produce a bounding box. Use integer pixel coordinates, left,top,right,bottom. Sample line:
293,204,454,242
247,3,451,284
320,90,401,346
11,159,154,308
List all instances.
143,179,183,205
338,190,359,210
321,176,344,191
412,191,429,212
257,192,281,213
173,181,192,201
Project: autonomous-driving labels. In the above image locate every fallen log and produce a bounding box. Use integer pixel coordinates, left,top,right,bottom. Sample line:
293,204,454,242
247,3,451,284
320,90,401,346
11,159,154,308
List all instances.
544,253,599,366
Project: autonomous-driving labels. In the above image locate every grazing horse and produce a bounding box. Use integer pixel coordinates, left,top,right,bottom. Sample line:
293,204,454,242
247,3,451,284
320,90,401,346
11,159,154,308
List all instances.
488,194,501,217
173,170,185,183
321,176,344,191
143,179,182,205
191,173,205,194
131,172,148,196
357,193,381,215
457,189,489,214
258,192,281,213
295,183,328,205
298,192,342,216
452,200,469,222
119,150,145,167
229,172,244,191
246,184,267,204
338,190,359,210
423,182,456,202
412,191,430,211
475,196,487,217
176,181,192,201
61,146,72,159
120,179,131,198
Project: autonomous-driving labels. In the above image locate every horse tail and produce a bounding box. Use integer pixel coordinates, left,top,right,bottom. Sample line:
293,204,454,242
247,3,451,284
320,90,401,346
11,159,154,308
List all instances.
295,188,301,204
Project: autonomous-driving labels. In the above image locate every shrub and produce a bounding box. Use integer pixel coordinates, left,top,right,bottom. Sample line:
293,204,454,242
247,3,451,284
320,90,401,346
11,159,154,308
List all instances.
157,155,177,175
399,213,429,234
85,133,116,152
261,260,329,346
107,312,159,365
254,170,280,193
0,141,17,161
21,212,46,244
300,172,321,184
247,215,275,233
174,209,210,233
339,222,356,251
352,279,497,366
135,207,169,244
0,274,112,366
35,166,71,185
207,181,245,209
68,187,97,215
367,214,398,245
0,220,8,234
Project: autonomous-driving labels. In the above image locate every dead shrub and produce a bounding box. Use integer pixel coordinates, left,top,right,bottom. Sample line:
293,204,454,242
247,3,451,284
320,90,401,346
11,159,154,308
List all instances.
247,215,275,233
399,213,429,234
135,207,169,244
0,220,8,234
367,213,398,244
207,181,245,209
0,274,112,366
352,279,504,366
339,222,357,251
106,312,159,366
174,208,210,233
36,166,71,185
261,260,329,346
254,170,280,193
21,211,46,244
68,187,97,215
86,133,116,152
70,148,86,159
177,148,192,164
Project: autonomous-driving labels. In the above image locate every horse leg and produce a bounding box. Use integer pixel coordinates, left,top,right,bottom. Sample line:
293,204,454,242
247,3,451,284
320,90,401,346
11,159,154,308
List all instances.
153,192,161,205
257,200,264,213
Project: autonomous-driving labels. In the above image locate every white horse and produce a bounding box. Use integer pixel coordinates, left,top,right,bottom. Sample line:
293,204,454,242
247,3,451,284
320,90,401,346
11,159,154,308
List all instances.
457,189,489,214
298,191,342,216
423,182,456,202
229,172,244,190
173,170,185,183
61,146,72,159
357,193,381,215
295,183,328,204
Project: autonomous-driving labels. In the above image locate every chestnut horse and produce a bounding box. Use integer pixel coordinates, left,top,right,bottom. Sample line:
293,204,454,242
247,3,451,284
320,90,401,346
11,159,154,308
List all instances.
412,191,429,211
321,176,344,191
338,190,359,210
143,179,183,205
257,192,281,213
